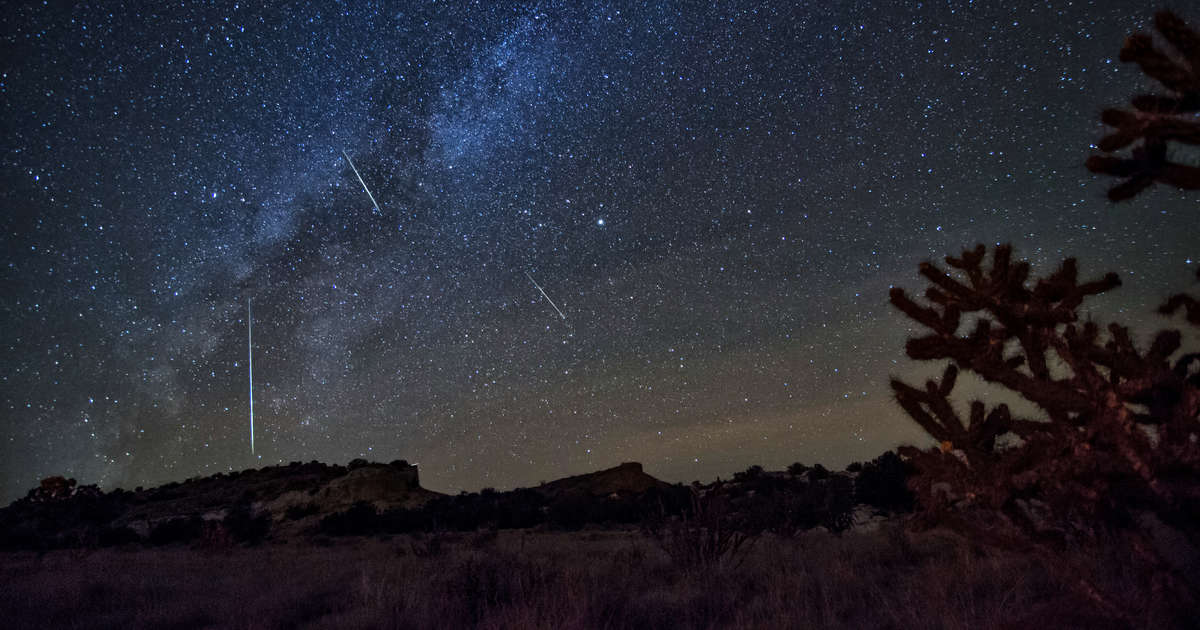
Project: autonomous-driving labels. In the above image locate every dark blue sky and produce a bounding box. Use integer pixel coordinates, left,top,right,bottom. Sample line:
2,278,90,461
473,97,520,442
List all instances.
2,1,1196,502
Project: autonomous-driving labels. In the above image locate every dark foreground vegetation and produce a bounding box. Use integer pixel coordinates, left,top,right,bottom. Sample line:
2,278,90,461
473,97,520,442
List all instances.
0,528,1160,630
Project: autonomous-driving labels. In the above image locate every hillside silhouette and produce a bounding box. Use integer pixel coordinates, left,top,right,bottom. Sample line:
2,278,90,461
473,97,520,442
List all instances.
0,454,912,550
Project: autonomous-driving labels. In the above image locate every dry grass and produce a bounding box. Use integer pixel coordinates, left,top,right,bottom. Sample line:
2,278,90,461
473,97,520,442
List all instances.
0,527,1143,629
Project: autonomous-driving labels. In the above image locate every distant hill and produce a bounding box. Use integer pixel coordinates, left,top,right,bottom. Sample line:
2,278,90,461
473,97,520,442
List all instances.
0,453,914,550
531,462,672,498
0,459,442,548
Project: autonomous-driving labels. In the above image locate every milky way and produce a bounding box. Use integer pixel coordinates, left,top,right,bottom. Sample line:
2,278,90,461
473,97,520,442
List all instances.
2,1,1197,502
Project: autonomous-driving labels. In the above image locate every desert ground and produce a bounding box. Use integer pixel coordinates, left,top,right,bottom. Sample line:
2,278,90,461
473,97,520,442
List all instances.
0,525,1144,630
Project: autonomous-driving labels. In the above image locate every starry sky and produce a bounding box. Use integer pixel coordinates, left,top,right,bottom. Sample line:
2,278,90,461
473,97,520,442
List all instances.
3,1,1198,503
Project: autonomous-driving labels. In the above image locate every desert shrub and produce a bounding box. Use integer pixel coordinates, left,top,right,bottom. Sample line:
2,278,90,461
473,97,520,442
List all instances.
496,488,547,529
546,493,603,530
420,494,485,531
732,464,765,482
285,502,320,521
0,486,130,550
96,525,141,547
199,520,234,549
149,516,203,546
0,520,40,550
375,506,432,532
412,487,548,532
821,475,856,533
469,528,498,548
786,461,810,476
407,530,450,558
807,463,829,481
627,484,690,526
855,450,915,513
223,503,270,545
74,493,123,525
319,501,379,536
646,488,756,571
726,472,856,536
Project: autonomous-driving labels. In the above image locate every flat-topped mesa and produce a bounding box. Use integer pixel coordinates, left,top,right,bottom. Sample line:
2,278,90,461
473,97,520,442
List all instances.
534,461,667,498
393,460,420,490
346,459,420,490
262,459,436,521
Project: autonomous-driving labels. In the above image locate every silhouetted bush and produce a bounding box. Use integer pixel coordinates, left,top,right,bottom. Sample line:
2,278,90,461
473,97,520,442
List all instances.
732,465,765,482
0,520,40,550
547,493,603,531
822,475,855,533
787,462,809,476
497,488,547,529
149,516,203,546
376,507,433,532
224,504,270,545
285,502,320,521
319,501,379,536
808,464,830,481
97,526,142,547
854,451,914,513
646,488,757,571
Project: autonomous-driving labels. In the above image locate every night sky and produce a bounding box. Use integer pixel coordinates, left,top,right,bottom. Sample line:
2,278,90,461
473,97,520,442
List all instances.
3,1,1198,503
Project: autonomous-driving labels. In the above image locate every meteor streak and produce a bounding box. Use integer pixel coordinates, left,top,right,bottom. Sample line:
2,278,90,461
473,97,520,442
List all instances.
525,271,567,320
342,149,382,215
248,297,255,456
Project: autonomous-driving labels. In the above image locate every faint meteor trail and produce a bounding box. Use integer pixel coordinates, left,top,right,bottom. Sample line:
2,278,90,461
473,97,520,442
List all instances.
248,297,255,457
342,149,382,215
525,271,566,320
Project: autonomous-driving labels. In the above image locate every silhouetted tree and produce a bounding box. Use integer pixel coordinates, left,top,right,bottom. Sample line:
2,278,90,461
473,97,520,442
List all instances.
732,464,765,482
26,476,76,502
1087,11,1200,200
808,463,830,481
854,451,914,513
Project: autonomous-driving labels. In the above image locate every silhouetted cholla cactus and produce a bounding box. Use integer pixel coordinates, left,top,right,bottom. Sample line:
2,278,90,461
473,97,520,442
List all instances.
890,243,1200,618
1087,11,1200,200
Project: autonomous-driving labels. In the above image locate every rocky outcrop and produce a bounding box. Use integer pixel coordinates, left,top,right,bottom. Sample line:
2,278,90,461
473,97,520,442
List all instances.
534,462,670,498
265,461,435,517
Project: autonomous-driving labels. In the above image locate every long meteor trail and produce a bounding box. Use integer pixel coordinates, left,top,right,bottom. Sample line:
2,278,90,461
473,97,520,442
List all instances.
525,271,567,320
342,149,382,215
248,297,255,456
